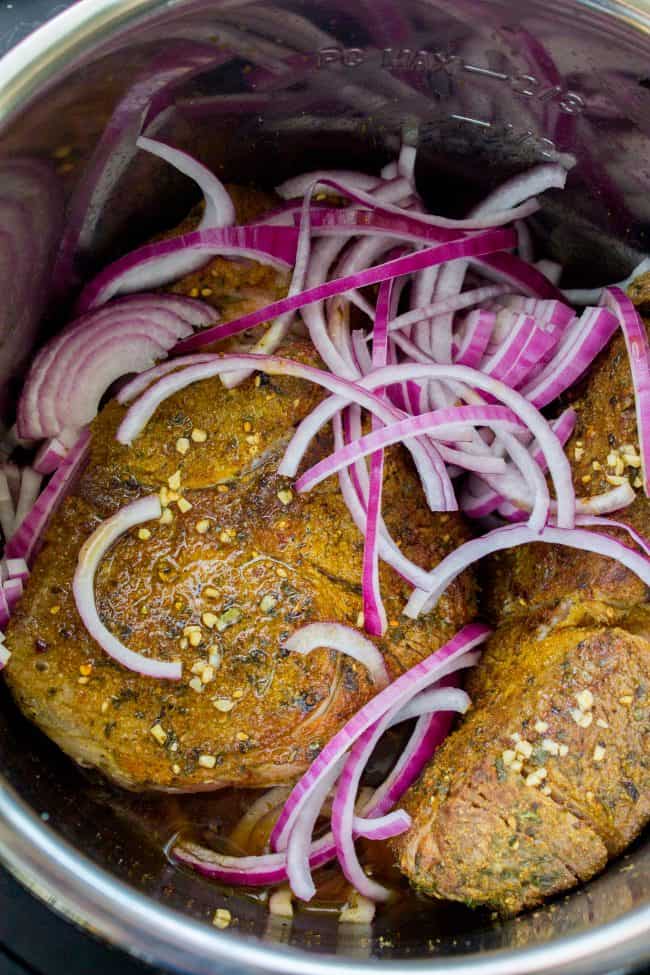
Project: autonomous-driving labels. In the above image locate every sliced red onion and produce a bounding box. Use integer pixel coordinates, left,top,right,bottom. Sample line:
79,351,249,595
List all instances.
76,225,299,312
405,524,650,619
371,177,414,205
270,623,490,854
602,286,650,496
283,622,389,688
3,463,20,506
33,436,74,475
174,806,411,890
52,42,223,296
523,306,619,408
362,278,392,636
390,685,470,725
380,162,398,180
472,164,568,216
281,626,486,901
306,207,463,245
276,171,382,199
21,318,167,439
507,481,637,522
299,235,358,379
18,294,211,439
117,354,449,512
172,644,480,893
330,679,471,900
575,515,650,555
296,405,523,494
0,587,10,633
397,144,417,185
134,136,235,285
331,710,395,901
362,664,479,819
282,361,575,529
410,263,439,357
329,662,472,901
454,310,497,368
324,233,399,378
117,354,216,404
6,431,90,564
0,471,15,541
480,312,535,381
104,293,216,328
138,136,234,228
351,330,373,376
474,252,564,301
460,408,577,520
73,494,181,679
535,259,563,286
221,183,315,389
13,468,43,534
287,761,344,901
3,577,23,612
333,420,435,592
496,296,574,338
487,313,558,389
300,177,540,231
3,558,28,582
175,228,516,354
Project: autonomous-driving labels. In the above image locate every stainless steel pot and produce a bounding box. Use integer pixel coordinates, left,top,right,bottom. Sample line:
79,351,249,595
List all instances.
1,1,649,972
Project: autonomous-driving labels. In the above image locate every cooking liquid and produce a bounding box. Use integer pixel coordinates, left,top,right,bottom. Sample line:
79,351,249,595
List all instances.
165,723,413,915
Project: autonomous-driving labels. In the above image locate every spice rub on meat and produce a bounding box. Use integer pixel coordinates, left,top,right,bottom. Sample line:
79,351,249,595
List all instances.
394,277,650,917
3,190,476,791
5,350,474,792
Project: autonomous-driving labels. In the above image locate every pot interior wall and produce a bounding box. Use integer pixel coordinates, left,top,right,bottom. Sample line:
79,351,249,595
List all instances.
0,0,649,963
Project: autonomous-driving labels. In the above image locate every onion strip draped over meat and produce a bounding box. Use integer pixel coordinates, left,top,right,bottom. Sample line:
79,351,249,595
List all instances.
72,495,183,680
5,137,650,904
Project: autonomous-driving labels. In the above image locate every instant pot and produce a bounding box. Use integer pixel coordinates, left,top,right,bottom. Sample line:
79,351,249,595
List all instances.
0,1,650,973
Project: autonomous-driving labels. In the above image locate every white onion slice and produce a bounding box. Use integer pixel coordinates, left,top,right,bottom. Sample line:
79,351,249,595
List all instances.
73,495,181,679
405,523,650,619
283,622,389,688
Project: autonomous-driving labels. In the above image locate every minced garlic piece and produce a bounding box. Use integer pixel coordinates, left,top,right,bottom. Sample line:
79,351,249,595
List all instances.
216,607,241,632
214,698,234,712
213,908,232,928
201,665,215,684
259,594,277,613
576,689,594,712
150,724,167,745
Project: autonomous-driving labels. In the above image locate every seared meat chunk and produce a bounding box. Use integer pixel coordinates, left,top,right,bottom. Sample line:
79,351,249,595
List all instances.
394,277,650,915
396,619,649,915
5,336,475,792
